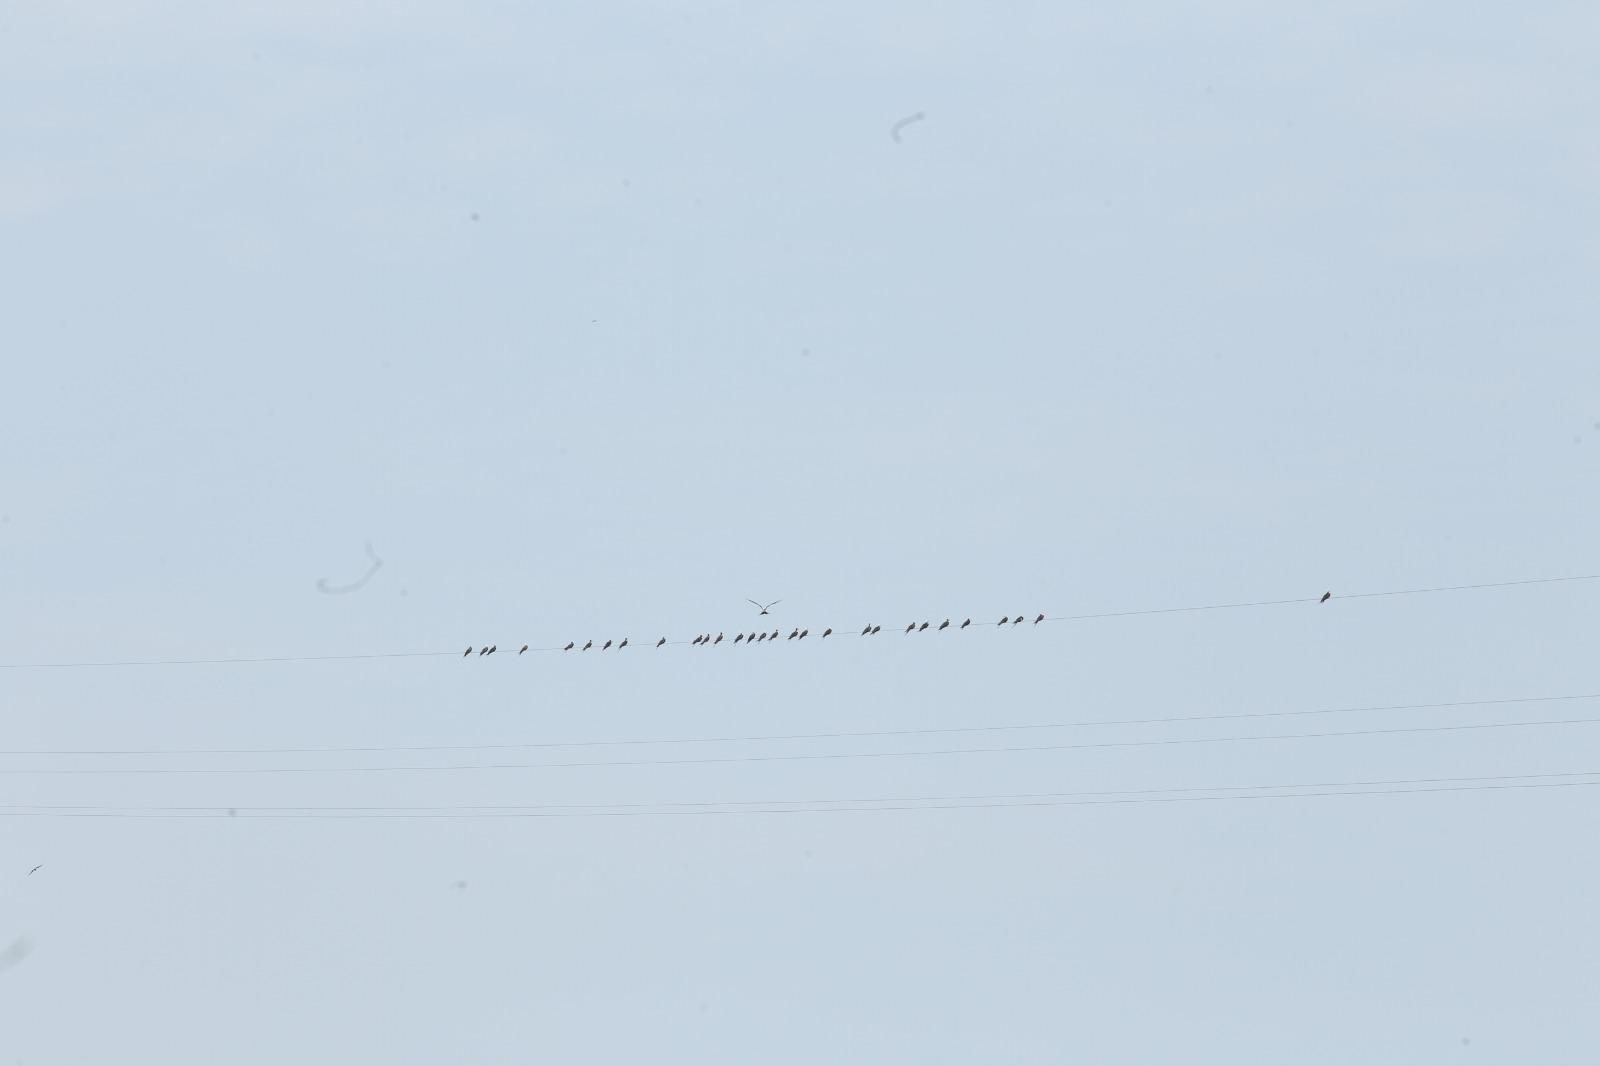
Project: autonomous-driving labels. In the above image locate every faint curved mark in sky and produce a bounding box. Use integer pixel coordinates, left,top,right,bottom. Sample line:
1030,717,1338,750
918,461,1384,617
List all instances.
317,543,384,595
890,111,926,143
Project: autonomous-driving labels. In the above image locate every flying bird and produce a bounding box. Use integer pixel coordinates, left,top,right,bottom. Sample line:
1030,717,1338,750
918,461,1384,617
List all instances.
918,622,929,632
582,640,593,651
618,638,628,649
564,642,574,651
602,640,612,650
1320,591,1332,603
28,865,41,875
519,644,528,654
747,599,782,615
657,637,666,647
823,628,832,638
714,633,724,645
961,618,971,629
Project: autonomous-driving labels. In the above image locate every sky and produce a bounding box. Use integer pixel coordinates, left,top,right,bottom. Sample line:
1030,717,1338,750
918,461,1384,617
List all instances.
2,1,1598,1062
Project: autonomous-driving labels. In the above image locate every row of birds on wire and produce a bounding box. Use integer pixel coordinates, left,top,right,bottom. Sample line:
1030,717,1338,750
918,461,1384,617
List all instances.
465,613,1051,657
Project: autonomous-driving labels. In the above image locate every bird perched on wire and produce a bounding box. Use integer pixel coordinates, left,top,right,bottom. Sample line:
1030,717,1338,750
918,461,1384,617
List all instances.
714,633,724,645
602,640,612,650
1034,614,1044,624
757,632,768,642
822,628,832,638
998,617,1009,626
464,646,472,657
960,618,971,629
1013,616,1024,625
771,628,781,640
564,642,574,651
861,624,872,635
938,619,949,631
519,644,529,654
656,637,666,648
871,625,881,634
618,638,628,649
788,628,799,640
734,633,745,644
918,622,929,632
748,599,781,615
582,640,593,651
799,629,809,639
1320,591,1332,603
905,623,915,634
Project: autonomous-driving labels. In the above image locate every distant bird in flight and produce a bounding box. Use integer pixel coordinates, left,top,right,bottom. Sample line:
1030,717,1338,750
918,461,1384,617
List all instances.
618,638,628,649
519,644,528,654
657,637,666,648
822,628,832,638
602,640,612,650
961,618,971,629
1320,591,1332,603
748,599,782,615
1034,614,1044,624
713,633,724,645
564,642,574,651
918,621,929,632
582,640,593,651
28,865,41,875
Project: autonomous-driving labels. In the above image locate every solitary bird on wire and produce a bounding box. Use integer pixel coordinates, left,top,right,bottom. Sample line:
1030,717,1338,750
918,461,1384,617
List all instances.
961,618,971,629
1321,591,1332,603
602,640,612,650
714,633,724,645
657,637,666,648
519,644,528,654
748,599,781,615
823,628,832,638
918,622,930,632
564,642,574,651
1034,614,1044,624
582,640,593,651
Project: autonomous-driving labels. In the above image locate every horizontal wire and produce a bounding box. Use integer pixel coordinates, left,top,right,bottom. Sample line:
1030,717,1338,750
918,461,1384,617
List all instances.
0,571,1593,672
3,715,1598,776
1,776,1595,818
5,690,1597,758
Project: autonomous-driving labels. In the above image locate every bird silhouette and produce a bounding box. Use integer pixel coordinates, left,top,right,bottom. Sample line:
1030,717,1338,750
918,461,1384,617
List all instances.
918,622,929,632
618,638,628,649
29,865,42,875
905,623,915,633
692,635,702,645
799,629,809,639
564,642,574,651
757,632,768,642
861,624,872,635
822,628,832,638
938,619,950,630
1012,616,1023,625
489,644,497,654
1034,614,1044,624
747,599,781,615
871,625,881,634
788,628,799,640
961,618,971,629
582,640,593,651
657,637,666,648
478,646,489,656
734,633,745,644
714,633,724,645
1320,591,1332,603
602,640,612,650
519,644,529,654
770,628,780,640
464,646,472,657
998,617,1009,625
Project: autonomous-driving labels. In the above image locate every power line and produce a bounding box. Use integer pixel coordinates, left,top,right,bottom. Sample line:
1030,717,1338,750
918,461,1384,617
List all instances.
0,771,1594,818
0,570,1593,672
4,715,1598,776
4,690,1596,758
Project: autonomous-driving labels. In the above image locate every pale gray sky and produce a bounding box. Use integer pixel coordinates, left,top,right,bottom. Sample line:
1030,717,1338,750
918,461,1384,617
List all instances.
2,2,1598,1063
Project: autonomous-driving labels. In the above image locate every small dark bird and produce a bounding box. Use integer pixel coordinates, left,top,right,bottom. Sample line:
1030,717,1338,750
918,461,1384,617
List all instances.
788,628,799,640
999,617,1009,625
747,599,782,615
519,644,528,654
1320,591,1332,603
714,633,723,645
799,629,808,639
823,628,832,638
692,635,703,646
871,625,881,634
757,632,768,642
961,618,971,629
582,640,593,651
479,646,489,656
464,646,472,657
1012,616,1023,625
734,633,745,644
905,623,915,633
657,637,666,648
861,624,872,635
771,628,781,640
602,640,612,650
918,622,929,632
564,642,574,651
618,638,628,649
1034,614,1044,624
938,619,950,630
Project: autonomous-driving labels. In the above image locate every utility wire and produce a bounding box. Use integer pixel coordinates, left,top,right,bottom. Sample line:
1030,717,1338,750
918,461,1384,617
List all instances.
3,715,1598,776
0,570,1594,672
3,690,1596,758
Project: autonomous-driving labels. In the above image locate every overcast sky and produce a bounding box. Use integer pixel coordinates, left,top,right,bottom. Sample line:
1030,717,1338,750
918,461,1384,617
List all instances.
2,2,1598,1062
